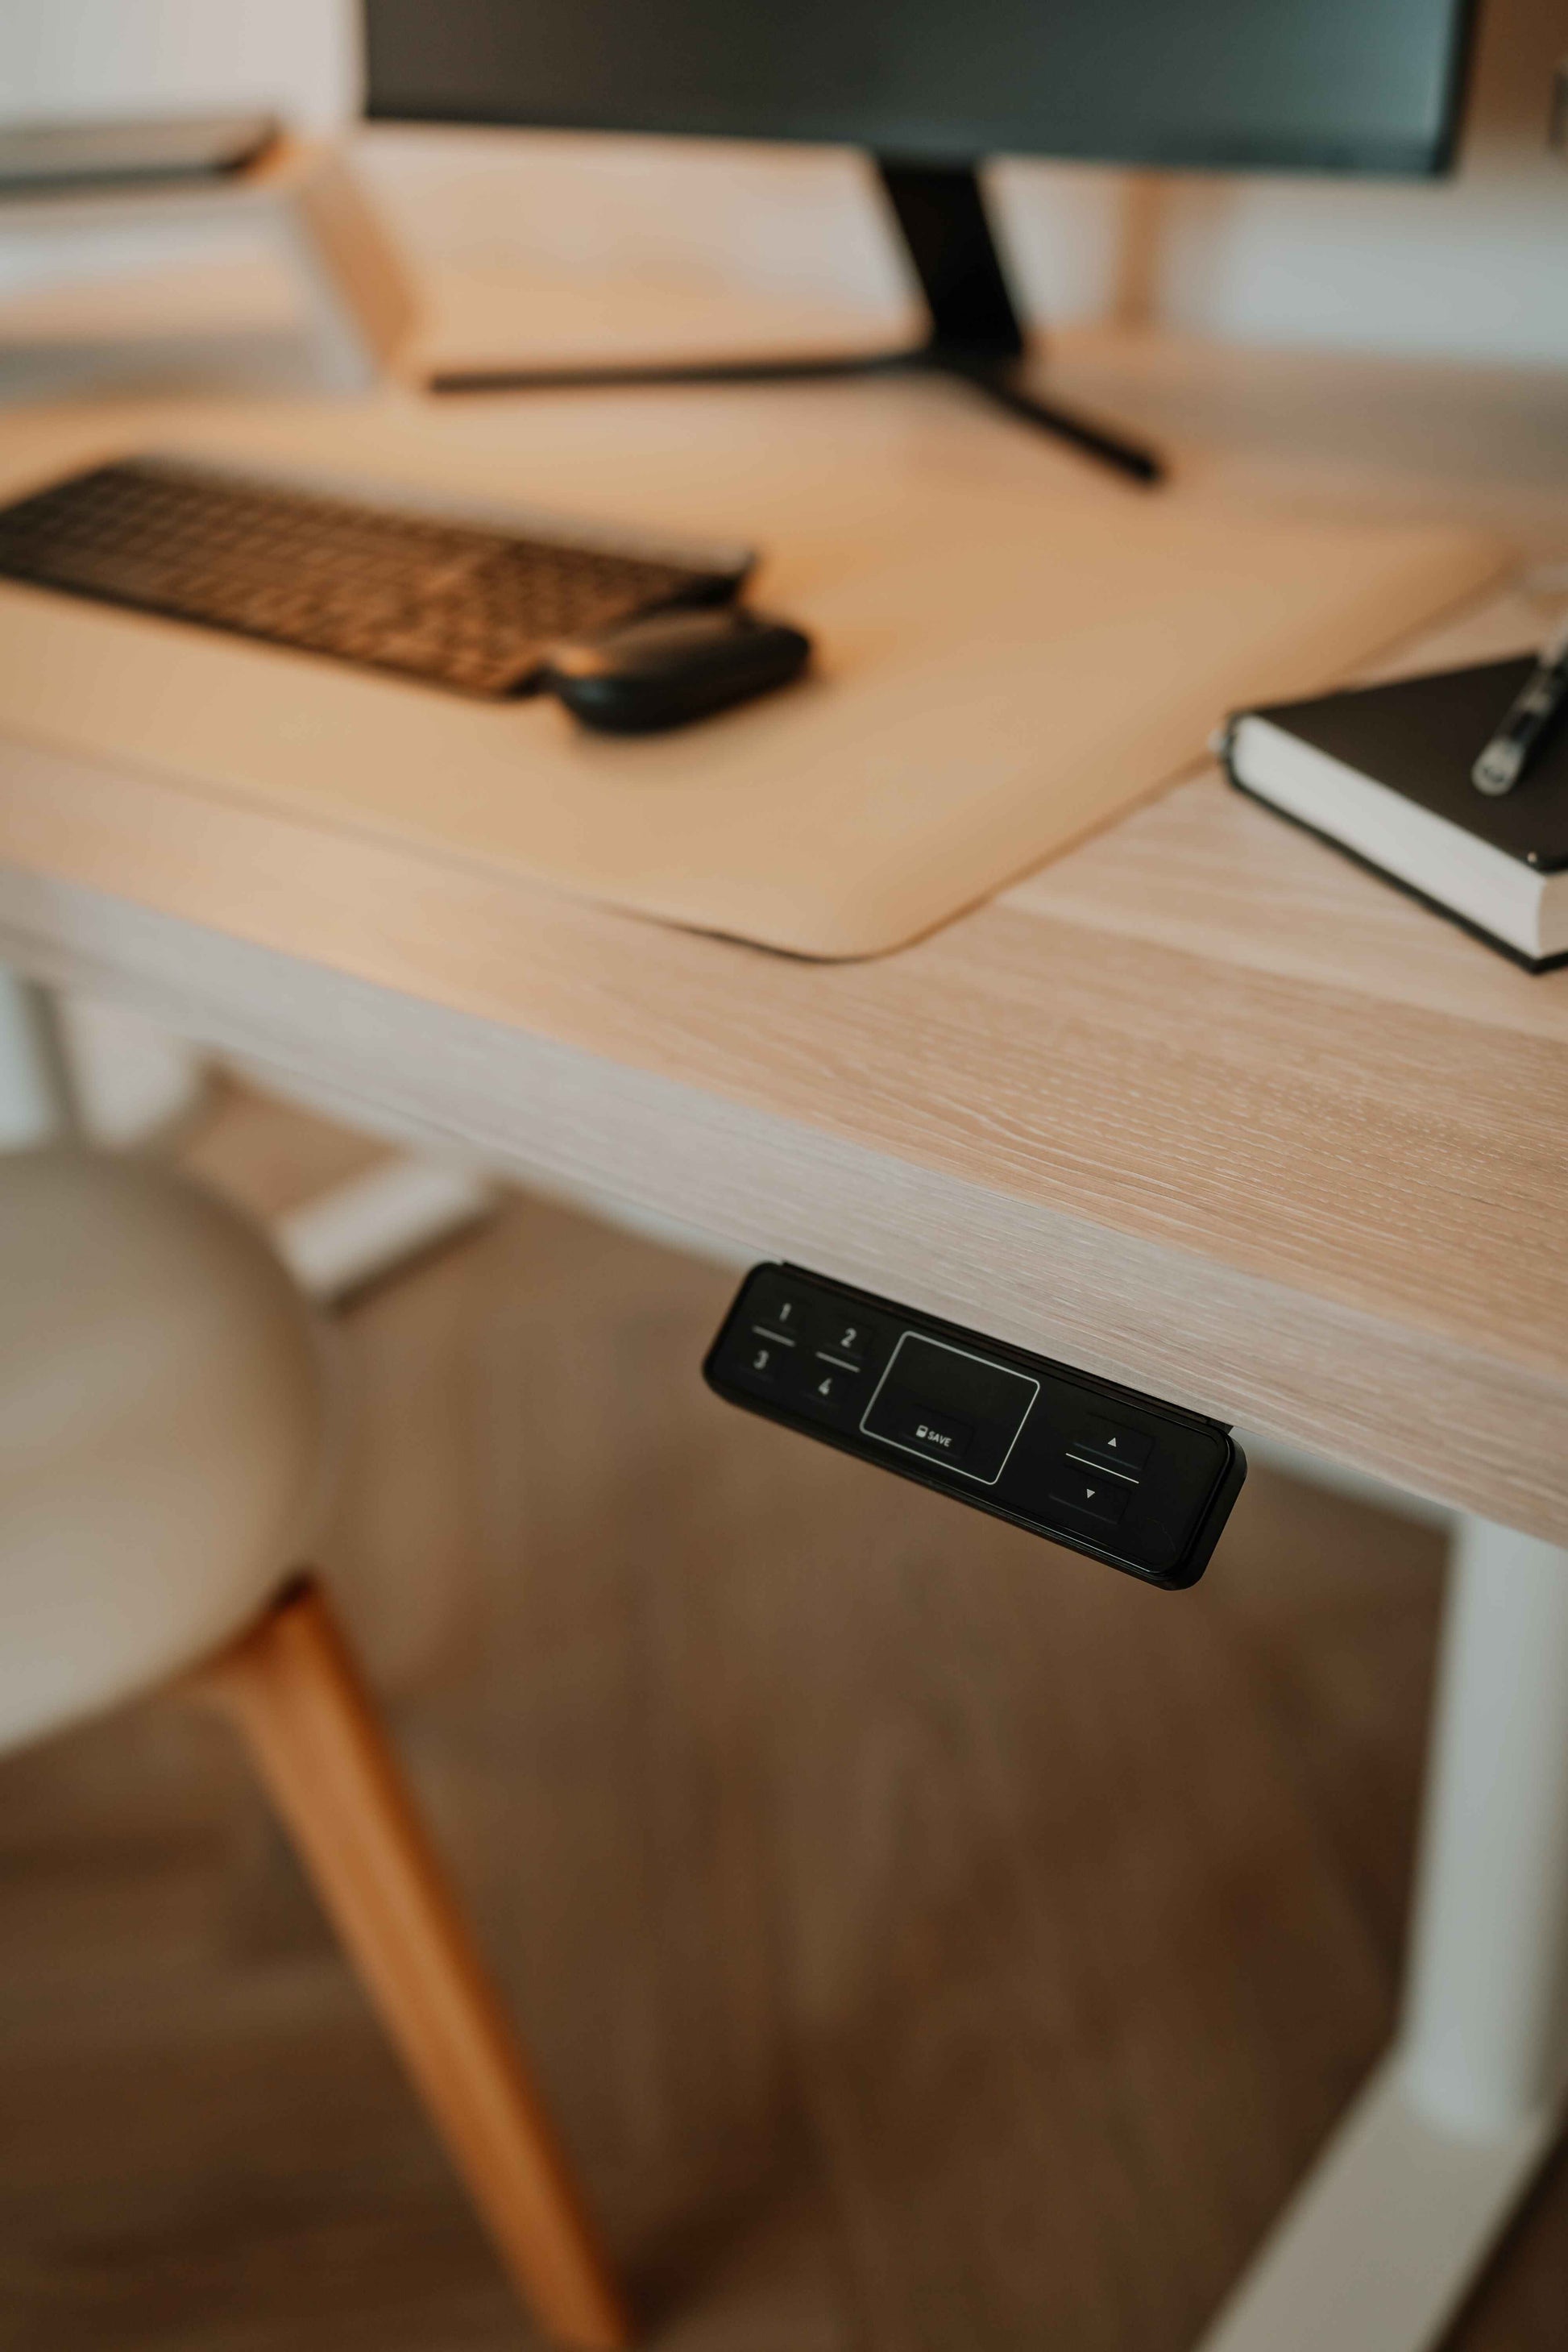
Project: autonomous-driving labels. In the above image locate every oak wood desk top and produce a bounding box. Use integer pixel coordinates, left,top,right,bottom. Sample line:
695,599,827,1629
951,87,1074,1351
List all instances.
2,331,1566,1542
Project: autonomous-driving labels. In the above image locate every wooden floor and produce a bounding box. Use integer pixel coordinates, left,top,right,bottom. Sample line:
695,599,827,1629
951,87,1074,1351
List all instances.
1,1084,1564,2351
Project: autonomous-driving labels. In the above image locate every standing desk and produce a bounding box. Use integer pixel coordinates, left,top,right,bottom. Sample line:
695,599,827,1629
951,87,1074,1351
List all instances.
0,334,1566,2352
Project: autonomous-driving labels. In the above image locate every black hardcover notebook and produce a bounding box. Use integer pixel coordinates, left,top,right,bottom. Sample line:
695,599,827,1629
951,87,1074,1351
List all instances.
1224,657,1568,972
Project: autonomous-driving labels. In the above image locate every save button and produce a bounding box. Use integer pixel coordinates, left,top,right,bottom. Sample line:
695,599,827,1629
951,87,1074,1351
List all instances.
881,1396,975,1462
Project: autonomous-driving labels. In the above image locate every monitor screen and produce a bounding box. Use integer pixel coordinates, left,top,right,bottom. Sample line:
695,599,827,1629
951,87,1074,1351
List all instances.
365,0,1475,179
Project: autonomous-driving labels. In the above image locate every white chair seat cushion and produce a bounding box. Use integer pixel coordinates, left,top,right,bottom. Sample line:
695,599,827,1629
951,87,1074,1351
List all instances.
0,1149,329,1756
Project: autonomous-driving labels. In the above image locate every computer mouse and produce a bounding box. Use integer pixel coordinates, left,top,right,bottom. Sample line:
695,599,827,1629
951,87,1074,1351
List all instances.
542,605,812,733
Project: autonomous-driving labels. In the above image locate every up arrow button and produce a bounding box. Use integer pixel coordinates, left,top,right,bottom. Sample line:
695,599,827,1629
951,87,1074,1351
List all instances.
1069,1416,1154,1475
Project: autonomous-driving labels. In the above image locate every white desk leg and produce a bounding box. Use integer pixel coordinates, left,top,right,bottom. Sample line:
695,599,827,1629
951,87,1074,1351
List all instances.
0,966,488,1288
1196,1514,1568,2352
0,965,487,1284
0,970,79,1145
272,1152,498,1305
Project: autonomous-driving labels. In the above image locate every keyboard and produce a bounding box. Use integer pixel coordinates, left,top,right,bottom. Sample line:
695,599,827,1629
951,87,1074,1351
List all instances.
0,456,751,697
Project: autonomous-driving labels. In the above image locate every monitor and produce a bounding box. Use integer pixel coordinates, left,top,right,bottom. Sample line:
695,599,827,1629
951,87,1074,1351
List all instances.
364,0,1477,481
366,0,1474,179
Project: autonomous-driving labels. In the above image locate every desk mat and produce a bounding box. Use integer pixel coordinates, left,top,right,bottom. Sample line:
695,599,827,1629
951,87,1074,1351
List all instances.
0,392,1503,960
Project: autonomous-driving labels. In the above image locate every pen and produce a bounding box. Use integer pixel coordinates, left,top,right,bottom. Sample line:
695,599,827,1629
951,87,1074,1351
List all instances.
1472,616,1568,797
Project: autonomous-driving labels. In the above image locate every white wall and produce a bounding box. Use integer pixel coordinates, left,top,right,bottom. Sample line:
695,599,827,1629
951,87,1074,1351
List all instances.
993,0,1568,363
0,0,357,133
1139,0,1568,362
0,0,359,305
2,0,1565,366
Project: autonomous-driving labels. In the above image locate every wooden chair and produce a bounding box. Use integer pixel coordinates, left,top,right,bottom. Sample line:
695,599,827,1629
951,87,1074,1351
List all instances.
0,1144,628,2347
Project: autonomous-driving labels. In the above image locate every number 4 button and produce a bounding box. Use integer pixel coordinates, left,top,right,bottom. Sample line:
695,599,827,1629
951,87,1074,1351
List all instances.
811,1364,859,1413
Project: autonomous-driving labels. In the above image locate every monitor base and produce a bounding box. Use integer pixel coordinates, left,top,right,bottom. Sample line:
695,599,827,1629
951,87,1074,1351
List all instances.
425,157,1165,489
427,342,1163,486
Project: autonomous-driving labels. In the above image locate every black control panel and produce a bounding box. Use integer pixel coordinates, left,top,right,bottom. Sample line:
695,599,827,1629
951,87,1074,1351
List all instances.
703,1265,1246,1589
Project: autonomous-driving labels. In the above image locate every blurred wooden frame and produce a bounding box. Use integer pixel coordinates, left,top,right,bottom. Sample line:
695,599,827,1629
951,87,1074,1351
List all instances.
0,133,417,391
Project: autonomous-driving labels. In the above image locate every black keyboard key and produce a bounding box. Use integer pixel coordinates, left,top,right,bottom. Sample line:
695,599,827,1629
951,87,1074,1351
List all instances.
0,457,749,698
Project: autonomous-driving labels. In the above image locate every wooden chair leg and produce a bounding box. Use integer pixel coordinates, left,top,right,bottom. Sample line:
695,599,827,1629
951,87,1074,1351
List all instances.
188,1575,631,2349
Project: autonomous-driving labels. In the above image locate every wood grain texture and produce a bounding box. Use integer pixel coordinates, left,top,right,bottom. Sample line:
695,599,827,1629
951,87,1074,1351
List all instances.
0,765,1564,1538
0,379,1500,958
2,1101,1566,2352
0,334,1565,1532
192,1577,630,2348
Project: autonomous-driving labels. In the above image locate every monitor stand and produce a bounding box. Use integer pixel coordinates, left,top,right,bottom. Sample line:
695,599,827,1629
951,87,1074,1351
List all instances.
427,158,1164,487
